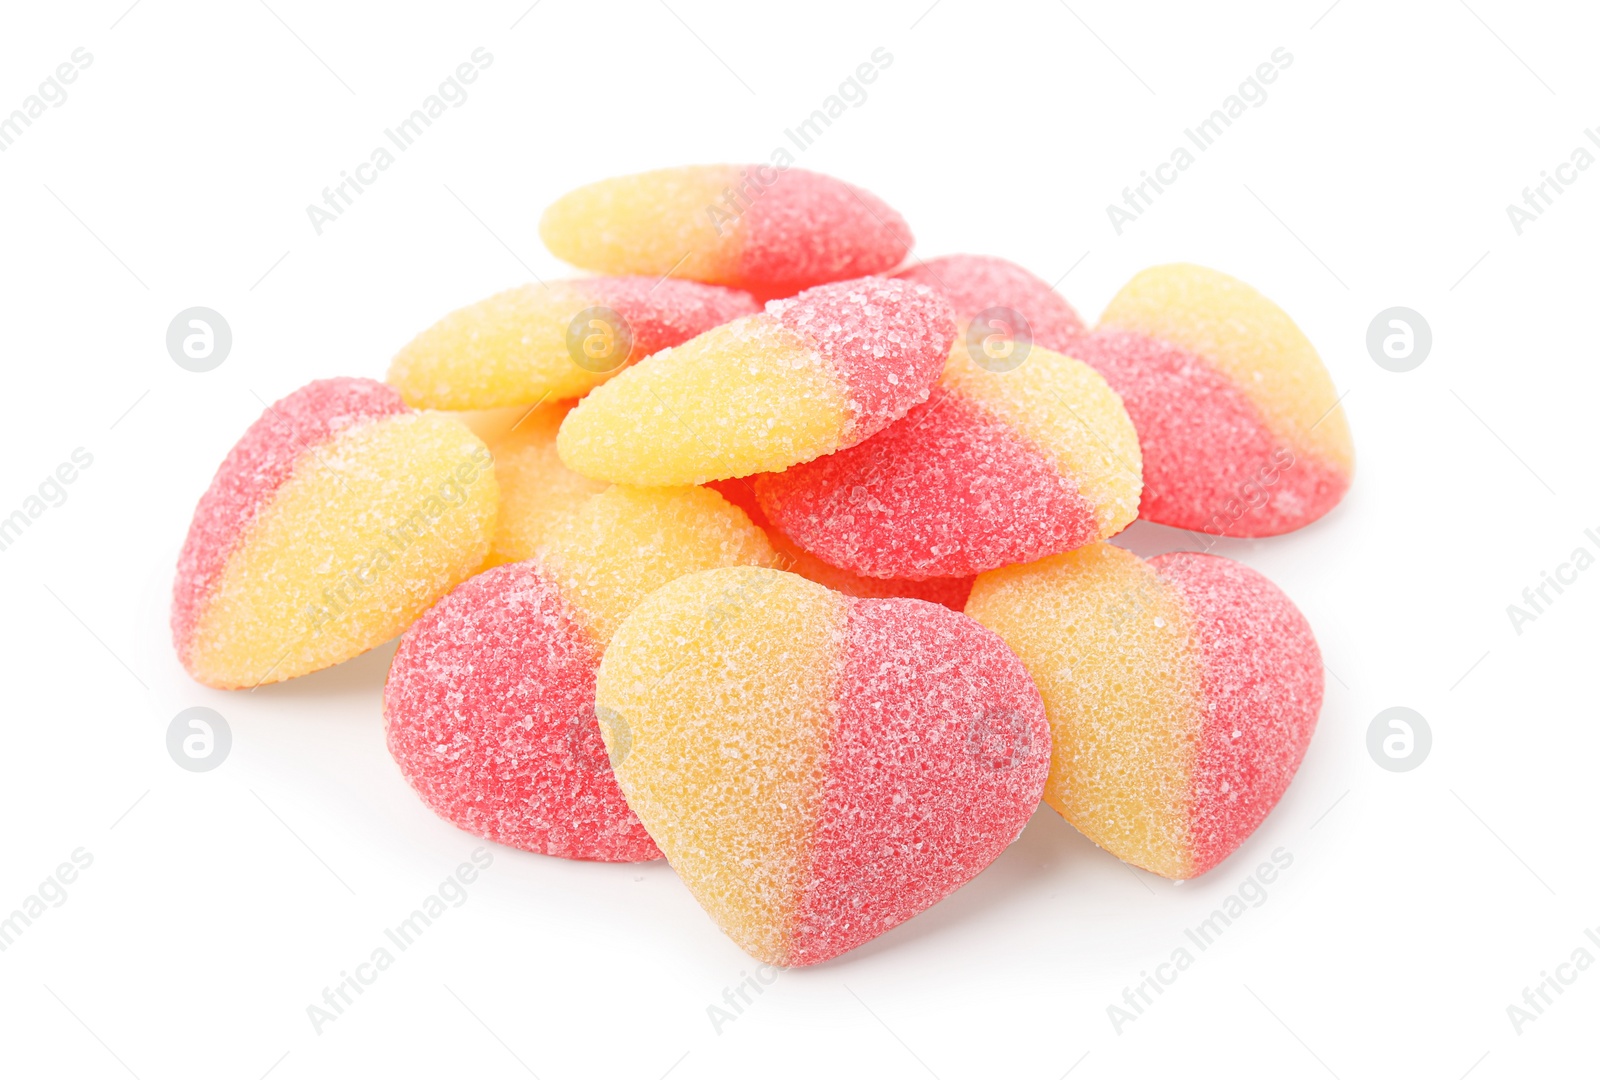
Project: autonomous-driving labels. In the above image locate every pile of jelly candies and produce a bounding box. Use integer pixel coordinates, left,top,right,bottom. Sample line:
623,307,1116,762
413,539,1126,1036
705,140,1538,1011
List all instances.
174,164,1349,966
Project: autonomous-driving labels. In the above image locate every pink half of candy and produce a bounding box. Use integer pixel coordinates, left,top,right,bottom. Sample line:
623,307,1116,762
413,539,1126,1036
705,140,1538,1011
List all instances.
1072,330,1350,537
707,478,975,609
384,562,660,863
754,388,1103,580
765,275,955,442
893,254,1086,352
584,276,760,361
1150,552,1323,875
739,170,914,300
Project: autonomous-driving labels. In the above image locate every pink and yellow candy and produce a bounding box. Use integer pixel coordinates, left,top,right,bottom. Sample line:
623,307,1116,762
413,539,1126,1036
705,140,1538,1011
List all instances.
385,485,777,862
597,567,1050,965
172,378,497,689
1083,264,1354,536
557,277,955,486
893,253,1086,352
965,543,1323,879
480,402,605,567
754,340,1142,580
388,277,758,411
540,165,913,298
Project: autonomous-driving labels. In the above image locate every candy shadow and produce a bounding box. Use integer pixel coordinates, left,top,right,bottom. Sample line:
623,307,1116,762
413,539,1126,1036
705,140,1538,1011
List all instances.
246,638,399,703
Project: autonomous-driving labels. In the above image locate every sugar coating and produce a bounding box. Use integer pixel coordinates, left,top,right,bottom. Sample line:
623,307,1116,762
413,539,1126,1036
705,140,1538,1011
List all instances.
173,377,407,670
597,567,1046,966
708,479,973,610
539,165,913,297
789,597,1049,965
756,388,1095,580
385,485,776,861
555,278,953,486
1151,552,1322,876
1097,264,1355,479
597,569,846,963
385,562,659,861
937,342,1142,537
894,254,1085,351
178,395,497,689
556,317,843,486
754,344,1141,579
767,277,953,443
964,544,1199,878
535,485,778,645
1072,330,1349,536
540,166,741,284
738,169,912,298
388,277,758,411
965,544,1322,879
485,403,606,566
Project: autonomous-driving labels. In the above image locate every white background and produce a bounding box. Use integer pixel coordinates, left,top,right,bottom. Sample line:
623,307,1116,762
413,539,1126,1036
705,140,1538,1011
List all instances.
1,1,1596,1077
